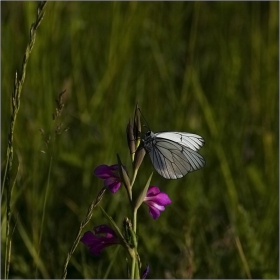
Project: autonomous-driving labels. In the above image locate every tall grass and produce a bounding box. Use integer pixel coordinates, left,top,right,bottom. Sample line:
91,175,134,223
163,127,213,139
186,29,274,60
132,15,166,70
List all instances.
2,2,47,278
1,2,278,278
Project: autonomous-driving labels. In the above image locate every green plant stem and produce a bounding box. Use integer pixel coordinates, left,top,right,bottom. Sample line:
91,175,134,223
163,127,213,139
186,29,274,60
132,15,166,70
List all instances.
104,246,121,279
1,2,47,279
133,208,137,234
36,155,53,278
61,187,106,279
131,257,136,279
130,208,139,279
235,236,252,279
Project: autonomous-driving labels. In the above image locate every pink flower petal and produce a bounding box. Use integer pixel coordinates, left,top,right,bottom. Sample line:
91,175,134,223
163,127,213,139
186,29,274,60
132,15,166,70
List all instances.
149,206,161,219
144,186,172,219
94,225,117,237
146,186,160,196
94,165,113,179
81,225,120,256
80,231,98,246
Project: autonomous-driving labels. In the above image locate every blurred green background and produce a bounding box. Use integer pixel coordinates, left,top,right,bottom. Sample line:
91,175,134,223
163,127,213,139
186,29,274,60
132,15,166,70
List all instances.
1,2,279,279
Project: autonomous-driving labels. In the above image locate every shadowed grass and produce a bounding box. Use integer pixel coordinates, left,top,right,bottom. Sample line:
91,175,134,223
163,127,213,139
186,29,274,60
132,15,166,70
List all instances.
1,2,278,279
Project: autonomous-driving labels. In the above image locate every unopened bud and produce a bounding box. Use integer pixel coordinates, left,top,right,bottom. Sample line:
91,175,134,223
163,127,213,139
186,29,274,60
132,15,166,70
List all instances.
126,119,136,157
134,145,146,172
134,104,142,150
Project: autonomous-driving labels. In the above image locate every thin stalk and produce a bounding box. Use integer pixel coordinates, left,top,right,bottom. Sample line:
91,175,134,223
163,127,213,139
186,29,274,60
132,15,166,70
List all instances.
2,2,47,279
36,156,53,278
235,236,252,279
61,187,106,279
103,245,120,279
131,208,138,279
133,208,137,234
131,257,136,279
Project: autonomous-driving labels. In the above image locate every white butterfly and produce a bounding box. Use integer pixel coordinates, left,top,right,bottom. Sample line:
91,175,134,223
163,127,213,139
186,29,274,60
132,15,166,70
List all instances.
142,131,205,179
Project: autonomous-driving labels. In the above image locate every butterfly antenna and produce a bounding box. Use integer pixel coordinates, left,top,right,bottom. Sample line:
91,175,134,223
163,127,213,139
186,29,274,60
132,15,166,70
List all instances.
137,106,151,132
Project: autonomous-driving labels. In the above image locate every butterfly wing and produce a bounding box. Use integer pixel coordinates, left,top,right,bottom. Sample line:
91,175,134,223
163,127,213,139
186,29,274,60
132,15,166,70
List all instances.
147,132,205,179
155,132,205,151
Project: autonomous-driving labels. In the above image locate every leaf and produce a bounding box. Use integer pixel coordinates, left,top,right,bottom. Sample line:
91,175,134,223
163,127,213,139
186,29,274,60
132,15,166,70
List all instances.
134,172,153,211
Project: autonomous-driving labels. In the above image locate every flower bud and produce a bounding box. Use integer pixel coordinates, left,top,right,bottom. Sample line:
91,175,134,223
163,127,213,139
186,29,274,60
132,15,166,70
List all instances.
134,103,141,150
126,118,136,158
133,145,146,172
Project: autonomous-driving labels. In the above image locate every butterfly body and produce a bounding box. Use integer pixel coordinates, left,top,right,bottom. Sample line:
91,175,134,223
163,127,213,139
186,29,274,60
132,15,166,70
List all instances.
142,131,205,179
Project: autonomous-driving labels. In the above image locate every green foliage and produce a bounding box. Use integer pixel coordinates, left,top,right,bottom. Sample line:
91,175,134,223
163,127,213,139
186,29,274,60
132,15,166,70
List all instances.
1,2,278,278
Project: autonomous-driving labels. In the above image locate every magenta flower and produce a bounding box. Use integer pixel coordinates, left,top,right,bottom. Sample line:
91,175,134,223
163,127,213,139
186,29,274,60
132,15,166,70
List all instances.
94,164,122,193
144,186,172,219
80,225,120,256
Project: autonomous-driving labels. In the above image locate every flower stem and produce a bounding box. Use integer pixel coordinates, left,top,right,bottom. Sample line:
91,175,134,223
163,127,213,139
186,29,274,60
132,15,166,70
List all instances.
61,187,106,279
133,208,137,234
130,208,139,279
